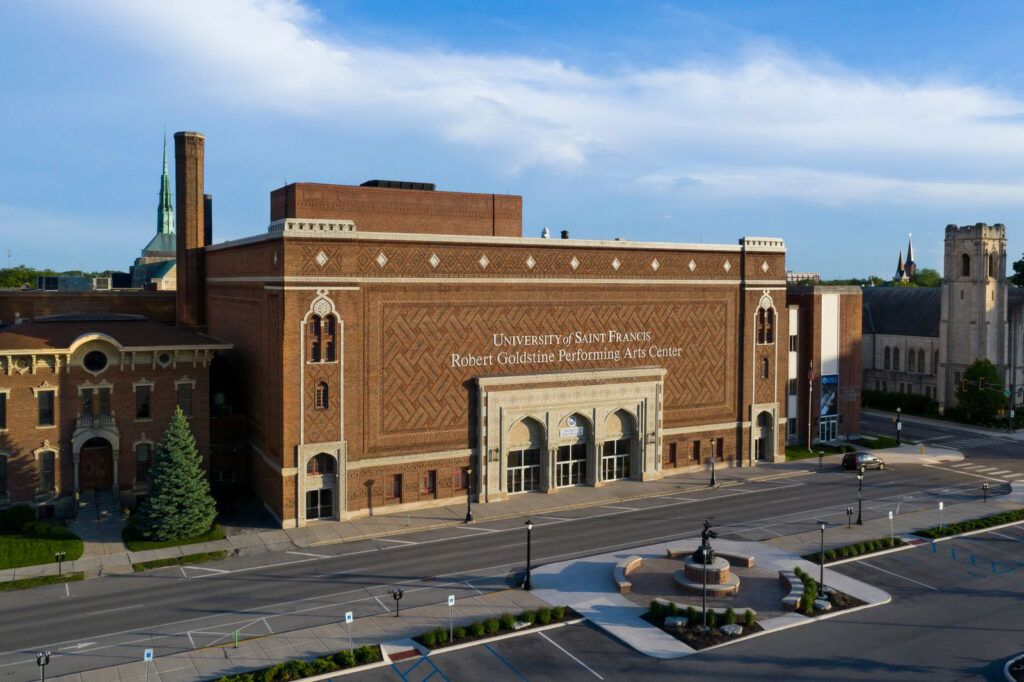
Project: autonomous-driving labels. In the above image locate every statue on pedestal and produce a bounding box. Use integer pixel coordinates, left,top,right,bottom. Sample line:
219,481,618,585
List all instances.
692,519,717,564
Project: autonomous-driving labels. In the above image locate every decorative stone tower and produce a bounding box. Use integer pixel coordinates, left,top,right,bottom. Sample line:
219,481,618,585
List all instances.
937,223,1007,411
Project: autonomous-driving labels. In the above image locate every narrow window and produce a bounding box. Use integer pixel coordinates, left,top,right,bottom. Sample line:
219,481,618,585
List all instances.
765,309,775,344
907,350,915,374
883,347,891,370
962,253,971,277
989,253,996,278
308,315,322,363
420,470,436,495
715,438,724,458
385,474,402,500
454,467,469,490
98,387,111,416
789,334,798,352
135,385,151,420
38,390,55,427
323,315,336,362
136,443,152,482
692,440,700,462
81,388,93,417
761,358,770,379
177,383,193,417
0,456,7,494
0,393,7,430
757,309,766,344
788,378,797,395
893,348,900,371
933,350,939,376
315,382,329,410
38,451,55,492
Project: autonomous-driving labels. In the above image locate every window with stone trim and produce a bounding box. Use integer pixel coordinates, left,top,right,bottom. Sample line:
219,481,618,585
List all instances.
135,443,152,483
884,347,891,370
324,315,336,362
307,453,336,475
420,470,436,495
893,348,900,371
788,378,797,395
81,388,93,417
454,467,470,490
315,382,329,410
760,358,770,379
308,315,322,362
38,390,55,427
38,451,55,492
98,387,111,416
135,385,151,420
385,474,402,500
962,253,971,277
0,393,6,430
907,349,916,374
307,313,338,363
757,307,775,344
933,350,939,376
177,383,193,417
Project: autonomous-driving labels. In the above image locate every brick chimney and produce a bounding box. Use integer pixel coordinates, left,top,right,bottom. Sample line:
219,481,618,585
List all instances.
174,132,206,328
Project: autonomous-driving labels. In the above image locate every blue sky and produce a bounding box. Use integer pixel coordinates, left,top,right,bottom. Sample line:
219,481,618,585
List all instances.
3,1,1024,277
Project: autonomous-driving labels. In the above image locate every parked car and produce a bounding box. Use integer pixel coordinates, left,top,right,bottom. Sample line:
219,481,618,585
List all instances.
842,452,886,471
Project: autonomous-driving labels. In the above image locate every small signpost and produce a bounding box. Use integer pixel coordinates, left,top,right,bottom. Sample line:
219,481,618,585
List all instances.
888,510,894,543
448,594,455,643
344,611,354,654
143,648,153,682
939,501,944,532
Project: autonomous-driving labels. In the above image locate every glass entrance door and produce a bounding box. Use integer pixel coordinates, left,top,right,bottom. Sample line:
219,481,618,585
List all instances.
819,416,838,442
601,439,630,481
306,488,333,520
556,443,587,487
507,448,541,493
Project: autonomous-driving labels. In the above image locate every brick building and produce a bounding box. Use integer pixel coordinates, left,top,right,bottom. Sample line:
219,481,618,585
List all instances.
0,314,229,514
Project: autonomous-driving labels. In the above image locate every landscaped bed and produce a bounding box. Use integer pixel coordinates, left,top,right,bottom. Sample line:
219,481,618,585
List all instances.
915,508,1024,539
641,602,762,649
210,644,382,681
0,505,83,570
0,572,84,591
414,606,579,650
132,551,228,572
122,523,224,551
791,566,865,616
803,536,905,563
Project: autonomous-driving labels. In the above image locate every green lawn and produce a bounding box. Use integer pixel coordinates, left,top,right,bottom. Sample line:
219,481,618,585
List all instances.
855,433,915,449
0,525,84,570
784,443,853,461
0,572,84,591
122,524,224,552
132,550,227,572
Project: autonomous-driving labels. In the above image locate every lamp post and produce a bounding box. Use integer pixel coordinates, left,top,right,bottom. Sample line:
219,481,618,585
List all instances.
36,651,50,682
701,546,708,628
523,519,534,590
817,520,827,596
391,587,404,617
856,468,864,525
983,481,989,503
846,506,853,529
464,467,474,523
54,551,65,576
708,440,717,488
895,407,902,446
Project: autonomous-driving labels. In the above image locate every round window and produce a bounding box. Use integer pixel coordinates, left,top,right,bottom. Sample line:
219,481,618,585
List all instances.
83,350,107,372
158,353,172,366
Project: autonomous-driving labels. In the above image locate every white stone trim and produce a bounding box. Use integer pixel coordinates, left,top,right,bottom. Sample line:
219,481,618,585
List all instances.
347,447,474,470
30,381,59,397
661,421,750,436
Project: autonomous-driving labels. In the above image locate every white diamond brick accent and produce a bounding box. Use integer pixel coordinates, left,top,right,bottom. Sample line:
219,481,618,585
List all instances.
723,260,732,272
651,258,660,271
688,259,696,272
761,260,769,273
376,252,388,268
526,255,536,269
429,253,440,269
315,251,329,267
479,254,490,269
570,256,580,270
611,258,621,271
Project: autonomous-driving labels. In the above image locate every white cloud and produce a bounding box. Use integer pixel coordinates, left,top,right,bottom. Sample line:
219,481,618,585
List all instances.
59,0,1024,201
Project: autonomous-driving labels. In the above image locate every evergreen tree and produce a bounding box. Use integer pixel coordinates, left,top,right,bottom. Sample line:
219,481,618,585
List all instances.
134,406,217,541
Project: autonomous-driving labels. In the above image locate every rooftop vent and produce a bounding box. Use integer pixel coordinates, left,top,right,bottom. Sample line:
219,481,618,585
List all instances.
360,180,436,191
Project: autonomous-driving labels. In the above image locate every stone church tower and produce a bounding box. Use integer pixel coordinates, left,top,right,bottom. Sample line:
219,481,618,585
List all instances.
938,223,1008,411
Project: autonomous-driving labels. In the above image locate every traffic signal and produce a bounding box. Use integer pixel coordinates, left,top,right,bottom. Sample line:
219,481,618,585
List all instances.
979,378,985,390
962,378,968,392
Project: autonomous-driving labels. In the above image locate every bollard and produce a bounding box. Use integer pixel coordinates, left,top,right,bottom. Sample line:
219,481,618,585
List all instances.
920,445,925,454
234,630,238,648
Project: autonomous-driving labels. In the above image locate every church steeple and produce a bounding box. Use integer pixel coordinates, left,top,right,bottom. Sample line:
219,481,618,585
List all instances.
157,135,175,235
895,249,906,281
905,233,916,277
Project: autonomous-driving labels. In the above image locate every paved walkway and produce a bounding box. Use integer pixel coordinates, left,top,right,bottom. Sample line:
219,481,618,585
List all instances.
864,408,1024,440
30,473,1024,681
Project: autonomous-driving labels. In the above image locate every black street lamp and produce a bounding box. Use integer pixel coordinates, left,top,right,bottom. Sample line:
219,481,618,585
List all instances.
391,587,404,617
523,519,534,590
817,520,827,596
983,481,989,502
856,467,865,525
895,407,902,446
708,440,717,488
36,651,50,682
54,551,66,576
464,467,474,523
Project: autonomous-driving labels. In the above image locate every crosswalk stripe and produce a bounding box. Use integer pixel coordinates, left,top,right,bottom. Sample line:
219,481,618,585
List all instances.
988,469,1012,475
971,466,997,472
1005,473,1021,478
951,463,972,468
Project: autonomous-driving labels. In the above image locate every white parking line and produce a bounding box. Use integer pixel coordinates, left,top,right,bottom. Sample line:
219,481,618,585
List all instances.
286,551,332,558
539,631,604,679
185,565,228,574
924,464,1007,482
986,530,1024,543
856,561,938,590
373,595,390,612
375,538,417,545
453,525,498,533
600,505,642,511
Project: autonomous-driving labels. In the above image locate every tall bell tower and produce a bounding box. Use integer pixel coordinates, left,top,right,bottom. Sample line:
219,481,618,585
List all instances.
938,223,1007,411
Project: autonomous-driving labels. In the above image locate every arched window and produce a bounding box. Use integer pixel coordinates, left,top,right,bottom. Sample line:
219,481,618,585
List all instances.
907,349,916,374
933,350,939,376
315,382,329,410
989,253,996,278
760,357,770,379
893,347,901,371
308,315,321,363
323,315,336,362
884,347,891,370
962,253,971,277
307,453,336,475
757,307,775,344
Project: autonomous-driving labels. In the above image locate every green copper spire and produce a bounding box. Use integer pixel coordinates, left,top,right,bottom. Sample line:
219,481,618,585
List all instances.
157,134,174,235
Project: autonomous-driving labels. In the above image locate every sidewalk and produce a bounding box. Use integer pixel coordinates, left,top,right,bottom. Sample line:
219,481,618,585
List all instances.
864,408,1024,440
0,458,822,583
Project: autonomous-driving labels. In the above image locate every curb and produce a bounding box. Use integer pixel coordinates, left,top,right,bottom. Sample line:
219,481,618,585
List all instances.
1005,652,1024,682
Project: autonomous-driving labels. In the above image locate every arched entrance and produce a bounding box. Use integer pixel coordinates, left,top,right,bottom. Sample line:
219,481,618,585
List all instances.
507,417,544,494
754,412,773,461
80,437,113,490
602,410,636,481
305,452,337,521
556,413,591,487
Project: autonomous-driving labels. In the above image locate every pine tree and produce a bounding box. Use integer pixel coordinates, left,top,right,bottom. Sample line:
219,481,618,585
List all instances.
134,406,217,541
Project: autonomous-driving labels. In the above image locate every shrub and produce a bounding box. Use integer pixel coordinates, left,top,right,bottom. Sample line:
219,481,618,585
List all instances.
552,606,565,620
453,626,466,640
436,628,448,644
485,618,500,634
855,542,866,554
333,650,355,668
724,607,736,625
707,611,717,627
744,609,756,627
355,645,379,664
668,602,680,617
686,606,699,625
825,549,837,561
500,613,516,630
839,546,850,559
649,600,663,619
520,610,536,625
537,607,552,625
422,630,437,647
470,621,485,637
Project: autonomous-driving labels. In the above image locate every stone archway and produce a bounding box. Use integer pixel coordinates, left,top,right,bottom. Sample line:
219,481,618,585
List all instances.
555,412,591,487
304,452,338,521
602,409,637,482
507,417,544,494
755,412,774,461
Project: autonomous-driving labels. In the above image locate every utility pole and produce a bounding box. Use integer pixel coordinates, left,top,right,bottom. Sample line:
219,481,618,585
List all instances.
807,362,814,452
